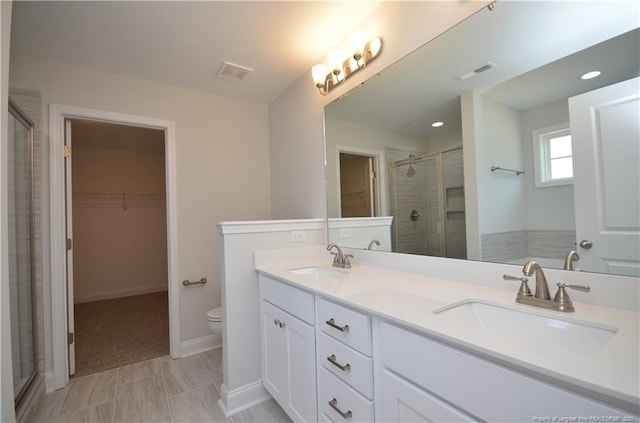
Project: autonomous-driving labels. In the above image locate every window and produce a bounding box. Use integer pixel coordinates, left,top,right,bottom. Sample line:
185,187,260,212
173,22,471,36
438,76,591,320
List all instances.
532,124,573,187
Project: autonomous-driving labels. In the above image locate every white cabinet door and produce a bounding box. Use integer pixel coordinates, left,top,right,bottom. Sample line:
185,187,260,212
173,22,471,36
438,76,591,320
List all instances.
569,77,640,276
284,312,317,422
261,301,286,402
379,369,474,422
261,298,317,422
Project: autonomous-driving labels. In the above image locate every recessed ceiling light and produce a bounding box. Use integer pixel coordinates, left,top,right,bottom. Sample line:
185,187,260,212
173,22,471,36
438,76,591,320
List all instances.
581,71,601,80
432,121,444,128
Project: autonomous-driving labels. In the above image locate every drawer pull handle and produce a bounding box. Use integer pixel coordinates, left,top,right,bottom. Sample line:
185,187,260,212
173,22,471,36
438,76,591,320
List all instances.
326,318,350,333
327,354,351,372
279,321,286,328
328,398,352,420
274,319,280,326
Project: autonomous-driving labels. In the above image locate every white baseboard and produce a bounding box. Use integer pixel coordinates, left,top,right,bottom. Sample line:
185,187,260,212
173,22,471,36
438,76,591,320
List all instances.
177,334,221,358
45,372,56,393
219,380,271,417
74,285,167,304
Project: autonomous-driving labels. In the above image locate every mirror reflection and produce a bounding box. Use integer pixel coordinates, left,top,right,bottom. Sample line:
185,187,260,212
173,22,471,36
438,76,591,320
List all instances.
325,1,639,276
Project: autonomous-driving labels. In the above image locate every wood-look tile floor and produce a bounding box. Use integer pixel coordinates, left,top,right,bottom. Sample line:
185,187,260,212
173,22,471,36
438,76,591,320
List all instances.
30,348,292,423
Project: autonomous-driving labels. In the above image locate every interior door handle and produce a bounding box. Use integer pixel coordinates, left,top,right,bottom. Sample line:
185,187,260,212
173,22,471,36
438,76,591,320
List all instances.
579,240,593,249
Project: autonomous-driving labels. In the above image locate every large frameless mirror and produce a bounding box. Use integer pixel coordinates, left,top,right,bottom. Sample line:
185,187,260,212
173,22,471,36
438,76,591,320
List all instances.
324,1,640,277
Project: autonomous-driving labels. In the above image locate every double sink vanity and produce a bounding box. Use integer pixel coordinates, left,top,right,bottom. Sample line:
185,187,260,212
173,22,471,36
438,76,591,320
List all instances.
256,246,639,422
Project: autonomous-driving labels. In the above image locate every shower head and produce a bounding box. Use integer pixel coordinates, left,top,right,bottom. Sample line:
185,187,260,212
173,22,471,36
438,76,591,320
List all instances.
407,154,416,176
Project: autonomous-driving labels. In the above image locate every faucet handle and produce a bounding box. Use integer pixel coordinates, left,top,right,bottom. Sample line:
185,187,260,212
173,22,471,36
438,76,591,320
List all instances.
343,254,353,268
553,283,590,312
503,274,532,297
556,282,590,292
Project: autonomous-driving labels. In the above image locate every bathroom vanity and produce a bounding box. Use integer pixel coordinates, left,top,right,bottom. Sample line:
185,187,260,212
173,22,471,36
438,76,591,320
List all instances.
257,255,639,422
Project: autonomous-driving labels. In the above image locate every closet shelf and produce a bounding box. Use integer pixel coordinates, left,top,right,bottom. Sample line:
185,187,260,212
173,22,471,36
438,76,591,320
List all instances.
72,192,166,211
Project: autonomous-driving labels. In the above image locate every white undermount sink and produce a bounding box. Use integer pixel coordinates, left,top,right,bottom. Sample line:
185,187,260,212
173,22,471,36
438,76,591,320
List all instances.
432,299,618,354
288,266,348,279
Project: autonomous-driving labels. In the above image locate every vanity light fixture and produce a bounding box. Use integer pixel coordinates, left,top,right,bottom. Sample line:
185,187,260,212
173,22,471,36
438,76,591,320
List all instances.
581,70,601,80
312,33,383,95
432,121,444,128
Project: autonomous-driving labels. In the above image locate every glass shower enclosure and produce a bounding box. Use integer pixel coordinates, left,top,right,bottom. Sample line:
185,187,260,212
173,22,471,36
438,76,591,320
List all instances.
8,98,38,409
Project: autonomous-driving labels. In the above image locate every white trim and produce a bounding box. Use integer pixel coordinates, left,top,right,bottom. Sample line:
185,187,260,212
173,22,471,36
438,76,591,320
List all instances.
177,335,220,358
335,145,388,217
218,381,271,417
44,372,55,393
73,285,168,304
328,216,394,229
217,219,325,235
48,104,180,389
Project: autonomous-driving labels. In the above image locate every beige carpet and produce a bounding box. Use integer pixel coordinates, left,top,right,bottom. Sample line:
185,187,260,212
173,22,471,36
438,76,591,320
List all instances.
73,291,169,378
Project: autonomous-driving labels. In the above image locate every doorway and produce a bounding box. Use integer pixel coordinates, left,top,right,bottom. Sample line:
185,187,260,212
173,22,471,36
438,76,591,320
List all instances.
49,104,179,389
339,152,379,218
68,119,168,377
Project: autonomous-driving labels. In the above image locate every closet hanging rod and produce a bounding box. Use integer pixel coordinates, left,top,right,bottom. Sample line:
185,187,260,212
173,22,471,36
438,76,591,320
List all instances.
491,166,524,176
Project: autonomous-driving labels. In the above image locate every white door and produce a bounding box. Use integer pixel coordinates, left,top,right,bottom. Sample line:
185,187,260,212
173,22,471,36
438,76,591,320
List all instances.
569,77,640,276
64,119,76,375
283,313,316,422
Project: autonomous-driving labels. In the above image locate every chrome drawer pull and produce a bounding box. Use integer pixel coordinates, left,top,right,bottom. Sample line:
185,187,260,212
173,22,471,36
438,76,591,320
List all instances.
327,354,351,372
328,398,352,420
326,318,350,333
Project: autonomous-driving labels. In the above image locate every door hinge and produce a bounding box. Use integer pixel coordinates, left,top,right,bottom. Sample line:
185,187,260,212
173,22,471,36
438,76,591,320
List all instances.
66,238,72,250
370,171,376,180
64,145,71,158
68,332,74,345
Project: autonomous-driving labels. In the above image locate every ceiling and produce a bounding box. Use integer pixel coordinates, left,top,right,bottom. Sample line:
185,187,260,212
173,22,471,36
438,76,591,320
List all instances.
325,1,640,139
10,1,382,104
72,119,165,154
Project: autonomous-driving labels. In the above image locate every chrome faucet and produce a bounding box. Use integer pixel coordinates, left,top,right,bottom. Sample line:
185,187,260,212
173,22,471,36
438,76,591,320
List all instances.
522,261,551,300
327,243,352,269
503,261,590,312
563,250,580,270
367,239,380,250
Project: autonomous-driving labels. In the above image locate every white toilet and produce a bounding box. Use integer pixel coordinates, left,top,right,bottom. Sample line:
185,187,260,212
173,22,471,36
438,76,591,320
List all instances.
206,307,223,339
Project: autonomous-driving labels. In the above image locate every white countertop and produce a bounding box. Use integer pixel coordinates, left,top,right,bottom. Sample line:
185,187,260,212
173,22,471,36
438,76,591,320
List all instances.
256,260,640,410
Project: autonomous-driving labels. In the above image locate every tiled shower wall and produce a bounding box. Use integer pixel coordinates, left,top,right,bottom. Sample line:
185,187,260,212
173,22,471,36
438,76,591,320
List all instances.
481,230,577,263
10,90,44,376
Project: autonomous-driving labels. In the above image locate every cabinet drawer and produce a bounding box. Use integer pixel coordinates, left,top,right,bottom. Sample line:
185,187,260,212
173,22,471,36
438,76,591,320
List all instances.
318,367,373,423
318,333,373,399
317,298,372,356
380,322,630,421
259,274,314,324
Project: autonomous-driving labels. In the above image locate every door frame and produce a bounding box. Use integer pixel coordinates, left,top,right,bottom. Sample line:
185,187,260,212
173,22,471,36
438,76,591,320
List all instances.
335,145,386,218
48,104,179,389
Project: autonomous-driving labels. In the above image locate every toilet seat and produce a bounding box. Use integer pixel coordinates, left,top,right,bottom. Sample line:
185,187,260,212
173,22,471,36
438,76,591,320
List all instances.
206,307,222,322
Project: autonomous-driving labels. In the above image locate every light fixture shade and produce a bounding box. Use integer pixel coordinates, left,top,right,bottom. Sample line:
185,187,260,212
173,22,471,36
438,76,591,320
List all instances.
349,31,367,58
312,64,328,86
368,37,382,58
328,49,346,73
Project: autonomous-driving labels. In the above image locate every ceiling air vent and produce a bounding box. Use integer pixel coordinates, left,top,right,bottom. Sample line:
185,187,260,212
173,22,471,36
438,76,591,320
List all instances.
458,61,497,80
216,61,253,82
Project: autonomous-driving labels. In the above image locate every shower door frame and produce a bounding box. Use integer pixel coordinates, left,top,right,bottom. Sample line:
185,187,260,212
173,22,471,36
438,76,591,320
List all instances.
8,98,38,409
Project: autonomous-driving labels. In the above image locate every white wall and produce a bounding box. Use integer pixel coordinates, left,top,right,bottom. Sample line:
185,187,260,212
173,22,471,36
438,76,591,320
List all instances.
478,95,527,235
218,220,325,416
72,146,168,303
521,99,575,231
9,56,271,365
1,1,16,421
269,1,490,220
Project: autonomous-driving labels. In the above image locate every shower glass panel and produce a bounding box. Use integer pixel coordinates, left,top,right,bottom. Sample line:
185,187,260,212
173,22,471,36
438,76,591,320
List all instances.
388,148,466,258
389,155,444,256
8,99,37,407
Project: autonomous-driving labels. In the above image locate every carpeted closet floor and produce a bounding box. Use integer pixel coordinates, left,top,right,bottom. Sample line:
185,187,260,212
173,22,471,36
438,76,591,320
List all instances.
73,291,169,378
